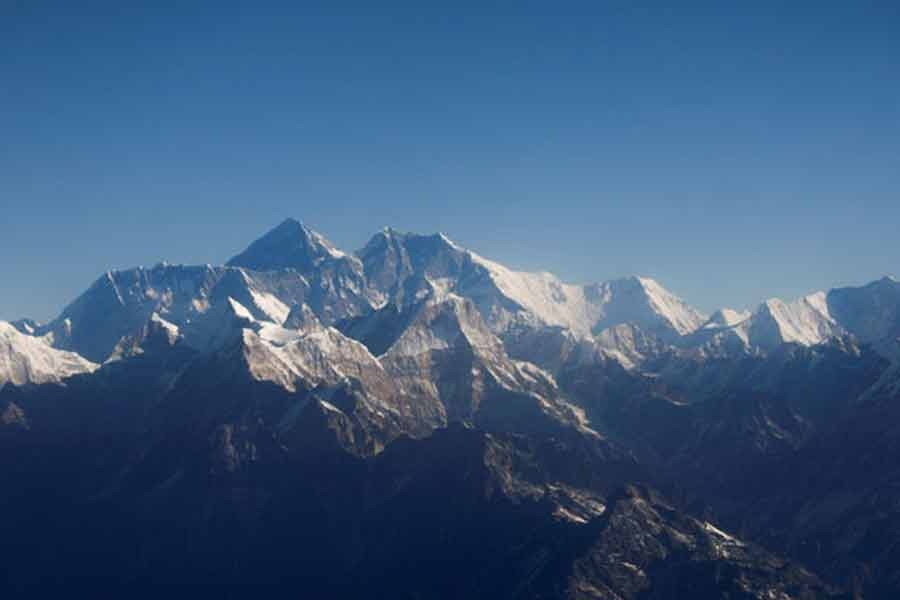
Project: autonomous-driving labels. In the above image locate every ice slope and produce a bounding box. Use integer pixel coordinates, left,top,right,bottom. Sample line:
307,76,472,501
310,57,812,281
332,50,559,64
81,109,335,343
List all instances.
0,321,98,389
747,292,843,350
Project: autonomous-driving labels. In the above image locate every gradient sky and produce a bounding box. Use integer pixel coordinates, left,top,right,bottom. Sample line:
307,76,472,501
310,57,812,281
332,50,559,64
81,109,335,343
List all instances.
2,2,899,321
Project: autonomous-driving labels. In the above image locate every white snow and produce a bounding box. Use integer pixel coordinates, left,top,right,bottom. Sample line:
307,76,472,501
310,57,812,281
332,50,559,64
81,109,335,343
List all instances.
149,313,181,343
466,246,706,341
553,506,589,524
248,289,291,324
318,399,344,414
0,321,98,389
468,252,602,336
635,276,708,335
756,291,841,347
703,521,745,546
243,318,387,393
227,297,256,322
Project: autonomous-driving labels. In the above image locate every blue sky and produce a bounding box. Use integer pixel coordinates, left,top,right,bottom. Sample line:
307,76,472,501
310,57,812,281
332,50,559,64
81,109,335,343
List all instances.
2,2,898,321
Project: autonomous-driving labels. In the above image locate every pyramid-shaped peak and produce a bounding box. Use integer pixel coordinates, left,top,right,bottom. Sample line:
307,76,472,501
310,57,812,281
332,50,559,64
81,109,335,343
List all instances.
227,218,347,272
589,275,706,337
385,295,502,357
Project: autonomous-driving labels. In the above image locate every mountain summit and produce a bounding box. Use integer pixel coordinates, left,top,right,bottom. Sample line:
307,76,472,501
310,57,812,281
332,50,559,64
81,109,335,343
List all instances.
227,218,349,272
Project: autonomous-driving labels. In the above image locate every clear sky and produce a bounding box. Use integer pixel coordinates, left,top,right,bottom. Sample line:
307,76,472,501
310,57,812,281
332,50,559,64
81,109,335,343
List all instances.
2,2,898,321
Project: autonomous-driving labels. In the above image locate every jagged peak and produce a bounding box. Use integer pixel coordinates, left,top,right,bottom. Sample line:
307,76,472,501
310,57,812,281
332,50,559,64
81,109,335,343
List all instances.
384,294,502,357
227,218,350,272
106,312,183,362
0,320,99,388
362,228,463,252
590,275,707,337
749,291,841,348
756,290,830,317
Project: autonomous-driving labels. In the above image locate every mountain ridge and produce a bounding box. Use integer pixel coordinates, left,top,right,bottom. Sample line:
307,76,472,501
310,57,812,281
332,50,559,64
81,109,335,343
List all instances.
3,217,900,597
5,219,898,376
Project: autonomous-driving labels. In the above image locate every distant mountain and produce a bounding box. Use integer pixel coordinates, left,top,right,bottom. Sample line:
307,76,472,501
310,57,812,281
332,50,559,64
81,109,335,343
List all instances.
227,217,352,272
687,277,900,358
0,321,97,390
358,228,708,342
4,218,900,597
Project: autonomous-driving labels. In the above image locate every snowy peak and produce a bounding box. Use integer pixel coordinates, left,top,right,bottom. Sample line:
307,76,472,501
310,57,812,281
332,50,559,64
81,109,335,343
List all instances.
30,216,900,384
742,278,900,351
228,309,395,402
358,229,468,292
357,227,416,293
361,230,708,344
41,263,226,362
748,291,841,348
588,276,707,339
465,252,598,335
0,321,98,389
224,219,372,325
227,218,351,273
632,276,708,335
39,258,328,363
685,279,900,356
384,296,503,358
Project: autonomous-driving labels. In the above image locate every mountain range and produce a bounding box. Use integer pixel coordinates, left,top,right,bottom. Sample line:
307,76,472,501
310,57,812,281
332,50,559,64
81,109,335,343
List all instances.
2,218,898,598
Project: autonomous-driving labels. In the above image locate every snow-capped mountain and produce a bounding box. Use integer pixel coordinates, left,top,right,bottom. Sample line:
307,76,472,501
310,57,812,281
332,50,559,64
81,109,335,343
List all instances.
587,276,708,338
357,227,707,347
32,264,290,362
17,218,899,378
747,292,841,349
6,218,900,597
0,321,98,389
227,218,351,272
377,294,589,434
227,218,373,323
25,221,709,368
685,277,900,358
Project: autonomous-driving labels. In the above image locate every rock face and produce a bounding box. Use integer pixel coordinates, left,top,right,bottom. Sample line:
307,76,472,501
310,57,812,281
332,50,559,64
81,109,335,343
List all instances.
560,485,840,600
4,218,900,597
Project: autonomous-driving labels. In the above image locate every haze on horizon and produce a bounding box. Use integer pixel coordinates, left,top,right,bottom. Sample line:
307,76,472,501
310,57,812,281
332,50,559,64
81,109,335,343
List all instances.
2,3,898,322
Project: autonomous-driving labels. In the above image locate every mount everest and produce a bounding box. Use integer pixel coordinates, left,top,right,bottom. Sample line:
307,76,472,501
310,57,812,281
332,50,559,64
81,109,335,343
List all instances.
2,218,899,598
6,218,896,387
